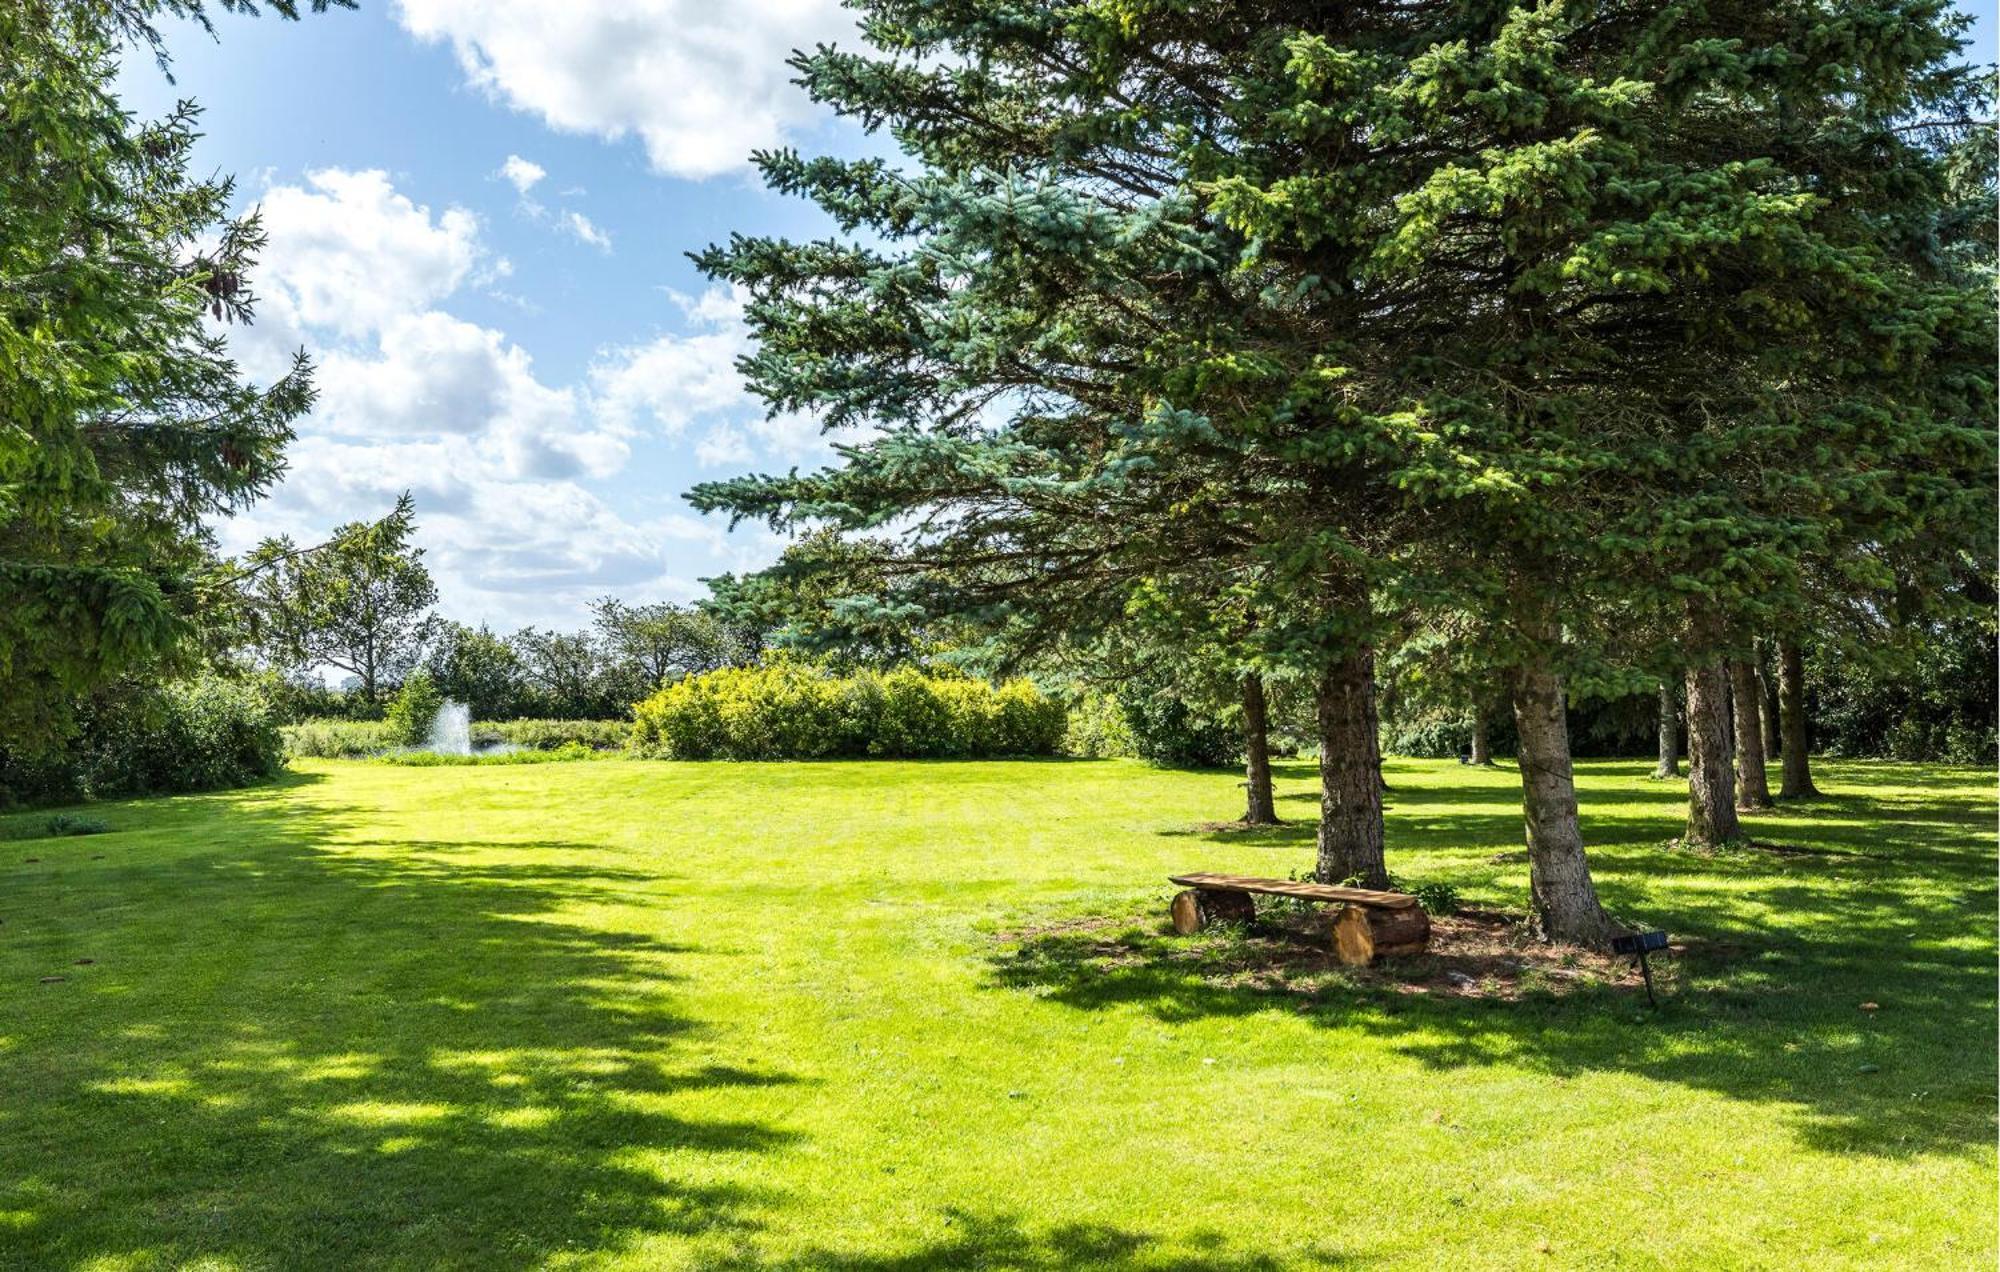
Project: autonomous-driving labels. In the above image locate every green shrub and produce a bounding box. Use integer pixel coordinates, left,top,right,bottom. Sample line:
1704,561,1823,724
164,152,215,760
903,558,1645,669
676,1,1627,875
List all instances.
281,719,394,758
1117,688,1238,769
1062,691,1139,758
384,670,446,747
1,676,286,806
378,742,597,766
490,719,631,751
44,814,109,836
1399,878,1462,916
873,666,953,757
629,660,1065,760
100,677,286,794
1382,711,1474,760
286,717,629,757
264,676,383,723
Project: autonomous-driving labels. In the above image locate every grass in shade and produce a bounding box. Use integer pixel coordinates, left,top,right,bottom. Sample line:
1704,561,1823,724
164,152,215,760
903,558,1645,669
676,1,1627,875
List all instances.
1,756,1991,1269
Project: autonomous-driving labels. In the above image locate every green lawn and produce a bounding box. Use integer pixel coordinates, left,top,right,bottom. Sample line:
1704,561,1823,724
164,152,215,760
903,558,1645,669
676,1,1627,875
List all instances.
2,757,1992,1269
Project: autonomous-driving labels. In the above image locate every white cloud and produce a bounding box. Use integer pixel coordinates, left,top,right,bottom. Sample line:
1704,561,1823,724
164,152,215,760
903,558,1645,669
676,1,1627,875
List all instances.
559,209,612,252
694,424,754,468
312,310,631,482
498,153,545,194
254,169,481,345
220,170,807,629
395,0,855,179
495,155,613,254
213,436,733,626
589,284,833,470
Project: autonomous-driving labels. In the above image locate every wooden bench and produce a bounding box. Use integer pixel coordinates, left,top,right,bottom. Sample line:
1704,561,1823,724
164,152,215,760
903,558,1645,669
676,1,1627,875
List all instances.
1167,871,1431,966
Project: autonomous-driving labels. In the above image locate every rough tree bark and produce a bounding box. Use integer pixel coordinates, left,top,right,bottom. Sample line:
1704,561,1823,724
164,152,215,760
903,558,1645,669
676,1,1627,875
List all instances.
1729,660,1774,810
1469,700,1495,766
1684,662,1740,846
1315,651,1389,889
1758,651,1782,761
1778,639,1819,797
1509,643,1620,948
1651,680,1681,779
1240,674,1278,825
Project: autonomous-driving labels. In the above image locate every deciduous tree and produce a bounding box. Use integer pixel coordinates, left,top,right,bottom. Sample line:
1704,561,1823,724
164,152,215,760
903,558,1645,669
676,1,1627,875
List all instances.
242,508,437,704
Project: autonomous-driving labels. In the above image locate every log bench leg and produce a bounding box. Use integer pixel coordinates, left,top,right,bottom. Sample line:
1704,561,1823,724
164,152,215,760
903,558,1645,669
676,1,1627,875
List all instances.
1329,903,1430,966
1169,888,1257,935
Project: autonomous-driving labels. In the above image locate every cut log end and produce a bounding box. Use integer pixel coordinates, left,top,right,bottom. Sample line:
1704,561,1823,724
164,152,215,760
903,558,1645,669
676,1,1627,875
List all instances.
1329,903,1431,966
1168,888,1256,935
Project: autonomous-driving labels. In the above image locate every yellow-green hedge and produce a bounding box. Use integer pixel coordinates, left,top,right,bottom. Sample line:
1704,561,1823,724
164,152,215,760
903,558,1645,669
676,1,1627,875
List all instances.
629,661,1066,760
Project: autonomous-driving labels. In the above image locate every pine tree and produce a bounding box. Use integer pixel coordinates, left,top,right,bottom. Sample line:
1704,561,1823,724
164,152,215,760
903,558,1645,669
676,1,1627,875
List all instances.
689,0,1991,943
1650,682,1681,781
0,0,345,749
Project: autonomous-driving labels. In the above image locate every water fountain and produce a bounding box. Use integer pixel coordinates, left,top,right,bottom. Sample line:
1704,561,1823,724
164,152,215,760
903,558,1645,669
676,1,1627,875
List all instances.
424,700,473,755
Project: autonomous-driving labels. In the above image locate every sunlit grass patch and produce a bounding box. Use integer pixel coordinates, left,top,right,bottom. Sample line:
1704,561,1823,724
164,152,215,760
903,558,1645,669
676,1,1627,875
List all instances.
0,756,1989,1268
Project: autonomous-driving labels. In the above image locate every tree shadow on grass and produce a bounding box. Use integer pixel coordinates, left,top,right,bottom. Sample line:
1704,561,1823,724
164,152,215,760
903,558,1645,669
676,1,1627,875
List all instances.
1003,764,1995,1163
713,1206,1311,1270
0,783,801,1269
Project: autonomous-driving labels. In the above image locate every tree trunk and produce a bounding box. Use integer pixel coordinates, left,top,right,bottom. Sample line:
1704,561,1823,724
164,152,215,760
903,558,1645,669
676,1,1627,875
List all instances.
1329,903,1430,965
1758,654,1781,760
1240,675,1279,825
1684,662,1739,846
1169,888,1256,935
1778,639,1818,797
1650,680,1680,779
1729,661,1773,810
1510,647,1619,948
1315,651,1389,889
1469,700,1494,766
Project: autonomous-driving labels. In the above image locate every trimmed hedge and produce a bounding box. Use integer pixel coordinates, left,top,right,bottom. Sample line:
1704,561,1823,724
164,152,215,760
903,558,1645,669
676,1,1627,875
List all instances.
630,662,1066,760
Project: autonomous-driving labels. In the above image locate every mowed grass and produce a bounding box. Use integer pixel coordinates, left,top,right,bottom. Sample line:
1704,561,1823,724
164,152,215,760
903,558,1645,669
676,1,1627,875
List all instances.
0,756,1992,1269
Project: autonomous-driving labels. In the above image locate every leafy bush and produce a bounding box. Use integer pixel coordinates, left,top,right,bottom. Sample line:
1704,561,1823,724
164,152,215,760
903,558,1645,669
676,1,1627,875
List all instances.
284,716,631,757
0,676,285,806
1382,711,1478,760
44,814,109,836
281,719,394,758
629,660,1065,760
90,677,286,795
378,742,597,766
264,676,384,723
384,669,445,747
1392,876,1462,916
1117,686,1239,769
490,719,631,751
1061,691,1139,758
1811,611,1997,764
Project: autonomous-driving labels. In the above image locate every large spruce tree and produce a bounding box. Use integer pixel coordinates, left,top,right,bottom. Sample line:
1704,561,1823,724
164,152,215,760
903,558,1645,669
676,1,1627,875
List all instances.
689,2,1446,895
691,0,1991,943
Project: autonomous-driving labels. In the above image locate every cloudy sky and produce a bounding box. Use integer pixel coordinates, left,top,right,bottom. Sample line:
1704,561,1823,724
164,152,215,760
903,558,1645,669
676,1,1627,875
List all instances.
120,2,1994,634
117,0,879,632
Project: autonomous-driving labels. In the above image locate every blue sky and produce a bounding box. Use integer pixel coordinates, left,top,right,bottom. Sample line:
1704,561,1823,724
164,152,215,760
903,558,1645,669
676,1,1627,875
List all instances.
119,0,876,632
119,1,1995,632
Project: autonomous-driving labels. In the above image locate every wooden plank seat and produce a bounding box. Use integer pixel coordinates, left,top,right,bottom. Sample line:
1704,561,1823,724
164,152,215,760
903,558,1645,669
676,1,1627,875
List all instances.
1167,871,1431,966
